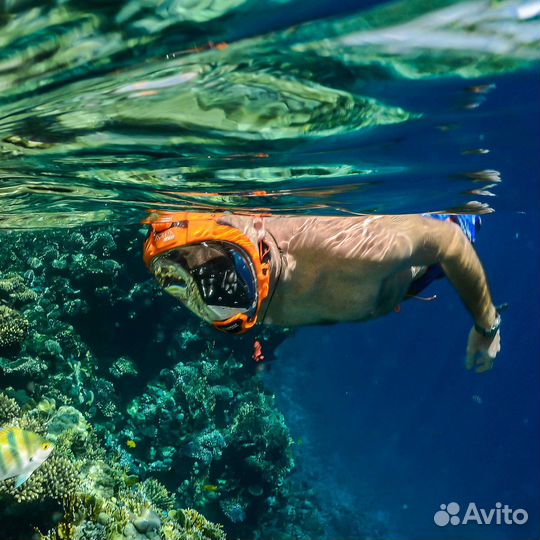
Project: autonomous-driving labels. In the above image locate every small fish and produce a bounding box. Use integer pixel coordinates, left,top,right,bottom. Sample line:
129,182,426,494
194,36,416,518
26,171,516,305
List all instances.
461,148,490,155
465,84,496,95
125,474,139,487
462,169,501,183
0,427,53,488
203,484,218,493
126,439,137,449
472,394,483,405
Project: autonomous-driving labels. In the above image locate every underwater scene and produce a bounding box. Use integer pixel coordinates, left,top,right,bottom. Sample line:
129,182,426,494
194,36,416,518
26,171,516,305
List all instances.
0,0,539,539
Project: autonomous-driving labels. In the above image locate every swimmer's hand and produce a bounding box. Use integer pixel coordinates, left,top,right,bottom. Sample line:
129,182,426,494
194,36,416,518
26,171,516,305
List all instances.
466,327,501,373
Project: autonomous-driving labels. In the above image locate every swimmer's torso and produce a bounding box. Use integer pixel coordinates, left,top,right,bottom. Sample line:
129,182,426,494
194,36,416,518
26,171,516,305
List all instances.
249,215,427,325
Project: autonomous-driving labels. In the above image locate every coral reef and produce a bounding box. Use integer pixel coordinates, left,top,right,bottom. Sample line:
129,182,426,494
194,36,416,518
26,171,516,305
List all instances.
0,453,79,504
119,351,296,535
137,478,176,512
0,305,29,354
0,392,21,423
0,273,37,307
110,356,139,379
0,393,224,540
0,224,378,539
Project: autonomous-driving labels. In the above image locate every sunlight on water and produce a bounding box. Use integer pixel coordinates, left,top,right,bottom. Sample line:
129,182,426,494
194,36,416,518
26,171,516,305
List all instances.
0,0,538,228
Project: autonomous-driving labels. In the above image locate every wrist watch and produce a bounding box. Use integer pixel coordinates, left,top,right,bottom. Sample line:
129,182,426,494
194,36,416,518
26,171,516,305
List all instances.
474,313,501,339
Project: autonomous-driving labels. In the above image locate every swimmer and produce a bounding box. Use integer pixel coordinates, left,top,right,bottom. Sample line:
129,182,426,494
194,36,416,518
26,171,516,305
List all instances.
143,212,501,373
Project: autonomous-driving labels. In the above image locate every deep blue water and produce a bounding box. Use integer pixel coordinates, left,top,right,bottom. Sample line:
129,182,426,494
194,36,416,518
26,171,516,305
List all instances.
267,70,540,539
270,210,539,539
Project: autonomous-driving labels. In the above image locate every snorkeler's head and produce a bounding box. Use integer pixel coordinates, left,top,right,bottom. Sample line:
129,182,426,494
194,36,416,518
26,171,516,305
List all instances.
143,212,270,334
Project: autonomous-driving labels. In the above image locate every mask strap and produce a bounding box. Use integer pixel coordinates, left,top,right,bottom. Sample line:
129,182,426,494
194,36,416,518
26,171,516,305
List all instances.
259,239,271,262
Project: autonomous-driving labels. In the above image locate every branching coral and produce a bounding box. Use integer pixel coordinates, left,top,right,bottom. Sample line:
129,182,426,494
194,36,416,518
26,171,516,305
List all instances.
0,273,37,307
0,453,79,504
161,509,226,540
43,486,222,540
228,395,294,485
0,305,29,354
0,392,21,424
137,478,176,512
219,499,247,524
0,405,84,504
47,406,91,446
109,356,138,379
0,354,46,376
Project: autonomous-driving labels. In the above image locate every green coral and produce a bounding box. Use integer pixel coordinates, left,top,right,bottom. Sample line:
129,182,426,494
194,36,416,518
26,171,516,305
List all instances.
0,454,79,504
0,273,37,307
0,305,29,354
181,508,226,540
47,405,92,445
228,395,294,485
137,478,176,512
0,354,47,376
0,392,21,424
42,491,223,540
43,498,225,540
109,356,138,379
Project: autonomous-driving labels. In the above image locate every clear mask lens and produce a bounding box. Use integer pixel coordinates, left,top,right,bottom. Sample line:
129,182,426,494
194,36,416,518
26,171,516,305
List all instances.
151,242,257,323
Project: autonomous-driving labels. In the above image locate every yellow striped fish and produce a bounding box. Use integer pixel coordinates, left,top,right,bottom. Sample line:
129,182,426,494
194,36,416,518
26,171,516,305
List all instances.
0,427,53,488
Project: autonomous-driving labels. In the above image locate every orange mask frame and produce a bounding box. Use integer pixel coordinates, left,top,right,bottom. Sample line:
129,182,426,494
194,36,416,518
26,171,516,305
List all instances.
142,211,271,334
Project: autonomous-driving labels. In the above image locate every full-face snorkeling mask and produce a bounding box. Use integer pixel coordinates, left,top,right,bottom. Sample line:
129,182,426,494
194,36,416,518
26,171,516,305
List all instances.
143,212,271,334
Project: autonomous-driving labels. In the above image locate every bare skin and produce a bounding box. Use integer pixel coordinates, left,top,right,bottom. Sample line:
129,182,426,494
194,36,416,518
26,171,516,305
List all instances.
217,213,501,373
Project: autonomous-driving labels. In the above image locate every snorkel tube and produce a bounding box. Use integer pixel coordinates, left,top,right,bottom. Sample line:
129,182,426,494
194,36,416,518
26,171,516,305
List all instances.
142,211,271,334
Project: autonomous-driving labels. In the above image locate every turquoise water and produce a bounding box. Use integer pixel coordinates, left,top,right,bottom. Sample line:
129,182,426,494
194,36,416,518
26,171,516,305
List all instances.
0,1,539,539
1,0,538,226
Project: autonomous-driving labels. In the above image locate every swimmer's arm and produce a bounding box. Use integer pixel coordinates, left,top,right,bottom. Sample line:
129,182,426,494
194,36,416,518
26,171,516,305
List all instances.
355,215,499,371
392,216,498,329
